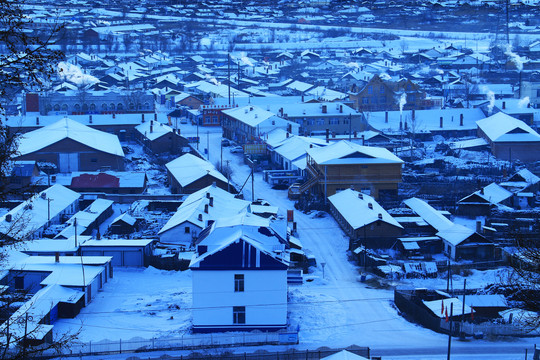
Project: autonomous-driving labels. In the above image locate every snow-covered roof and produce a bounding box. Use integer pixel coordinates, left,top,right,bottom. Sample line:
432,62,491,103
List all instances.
368,108,486,134
274,136,324,162
158,184,249,235
0,284,83,342
465,294,507,308
476,112,540,143
190,214,286,269
17,118,124,157
135,120,175,141
403,197,453,232
321,350,368,360
222,105,278,127
0,184,80,238
305,86,347,102
81,239,153,247
165,154,227,187
111,212,136,226
328,189,402,230
281,102,359,118
423,297,473,318
436,224,475,246
20,236,90,253
55,199,114,239
286,80,315,93
306,140,403,165
460,183,513,205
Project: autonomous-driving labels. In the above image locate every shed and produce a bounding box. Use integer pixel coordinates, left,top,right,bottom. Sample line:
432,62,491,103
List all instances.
80,239,154,267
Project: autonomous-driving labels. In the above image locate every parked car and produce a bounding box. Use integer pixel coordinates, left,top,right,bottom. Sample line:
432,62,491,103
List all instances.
230,146,243,153
288,182,302,200
221,139,230,147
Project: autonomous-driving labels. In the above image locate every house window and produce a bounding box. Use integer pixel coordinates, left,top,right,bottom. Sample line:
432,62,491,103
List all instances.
329,118,339,125
317,119,325,125
367,86,373,94
234,274,244,292
362,98,369,104
380,86,385,94
536,89,540,97
233,306,246,324
184,226,190,234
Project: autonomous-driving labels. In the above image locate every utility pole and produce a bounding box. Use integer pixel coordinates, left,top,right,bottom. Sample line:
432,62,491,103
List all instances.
251,165,254,202
447,303,454,360
228,53,231,106
349,113,352,141
207,131,210,160
226,160,231,192
461,279,467,338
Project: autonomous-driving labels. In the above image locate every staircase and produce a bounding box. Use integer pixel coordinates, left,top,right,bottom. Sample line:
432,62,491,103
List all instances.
287,269,303,285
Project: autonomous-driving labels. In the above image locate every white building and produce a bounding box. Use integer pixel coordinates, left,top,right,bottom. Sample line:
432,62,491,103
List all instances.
190,214,289,332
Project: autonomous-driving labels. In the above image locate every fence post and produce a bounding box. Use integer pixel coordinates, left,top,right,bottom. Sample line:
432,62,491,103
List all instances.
119,338,121,354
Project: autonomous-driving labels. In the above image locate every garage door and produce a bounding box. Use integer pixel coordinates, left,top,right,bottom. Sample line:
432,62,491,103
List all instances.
103,251,123,267
123,250,143,267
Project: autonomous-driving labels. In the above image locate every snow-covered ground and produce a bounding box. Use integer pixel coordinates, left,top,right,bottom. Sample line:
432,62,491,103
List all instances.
53,125,540,357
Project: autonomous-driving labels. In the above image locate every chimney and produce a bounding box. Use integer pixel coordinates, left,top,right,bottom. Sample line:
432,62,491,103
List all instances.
209,197,214,207
89,115,93,124
36,117,39,125
358,193,363,199
154,113,157,121
113,113,116,119
150,120,154,133
5,214,12,222
326,128,329,143
368,203,373,210
204,204,209,213
206,192,211,199
142,113,145,123
476,220,482,233
385,111,388,123
322,105,327,114
412,109,415,120
339,105,343,113
378,213,383,220
404,120,408,131
502,101,506,109
198,213,203,221
55,252,60,263
286,132,289,138
440,116,443,128
361,135,365,145
460,114,464,126
480,187,484,195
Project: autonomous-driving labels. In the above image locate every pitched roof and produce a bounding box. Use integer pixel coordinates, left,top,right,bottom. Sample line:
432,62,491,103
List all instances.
306,140,403,165
17,118,124,157
158,184,249,235
328,189,402,229
165,154,227,187
403,197,453,231
476,112,540,143
0,184,81,238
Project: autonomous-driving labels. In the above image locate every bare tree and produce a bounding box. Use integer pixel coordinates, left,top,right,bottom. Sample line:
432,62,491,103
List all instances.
504,235,540,331
0,1,81,357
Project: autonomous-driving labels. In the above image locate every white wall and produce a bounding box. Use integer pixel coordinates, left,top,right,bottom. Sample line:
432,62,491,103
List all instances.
192,270,287,328
159,222,200,248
